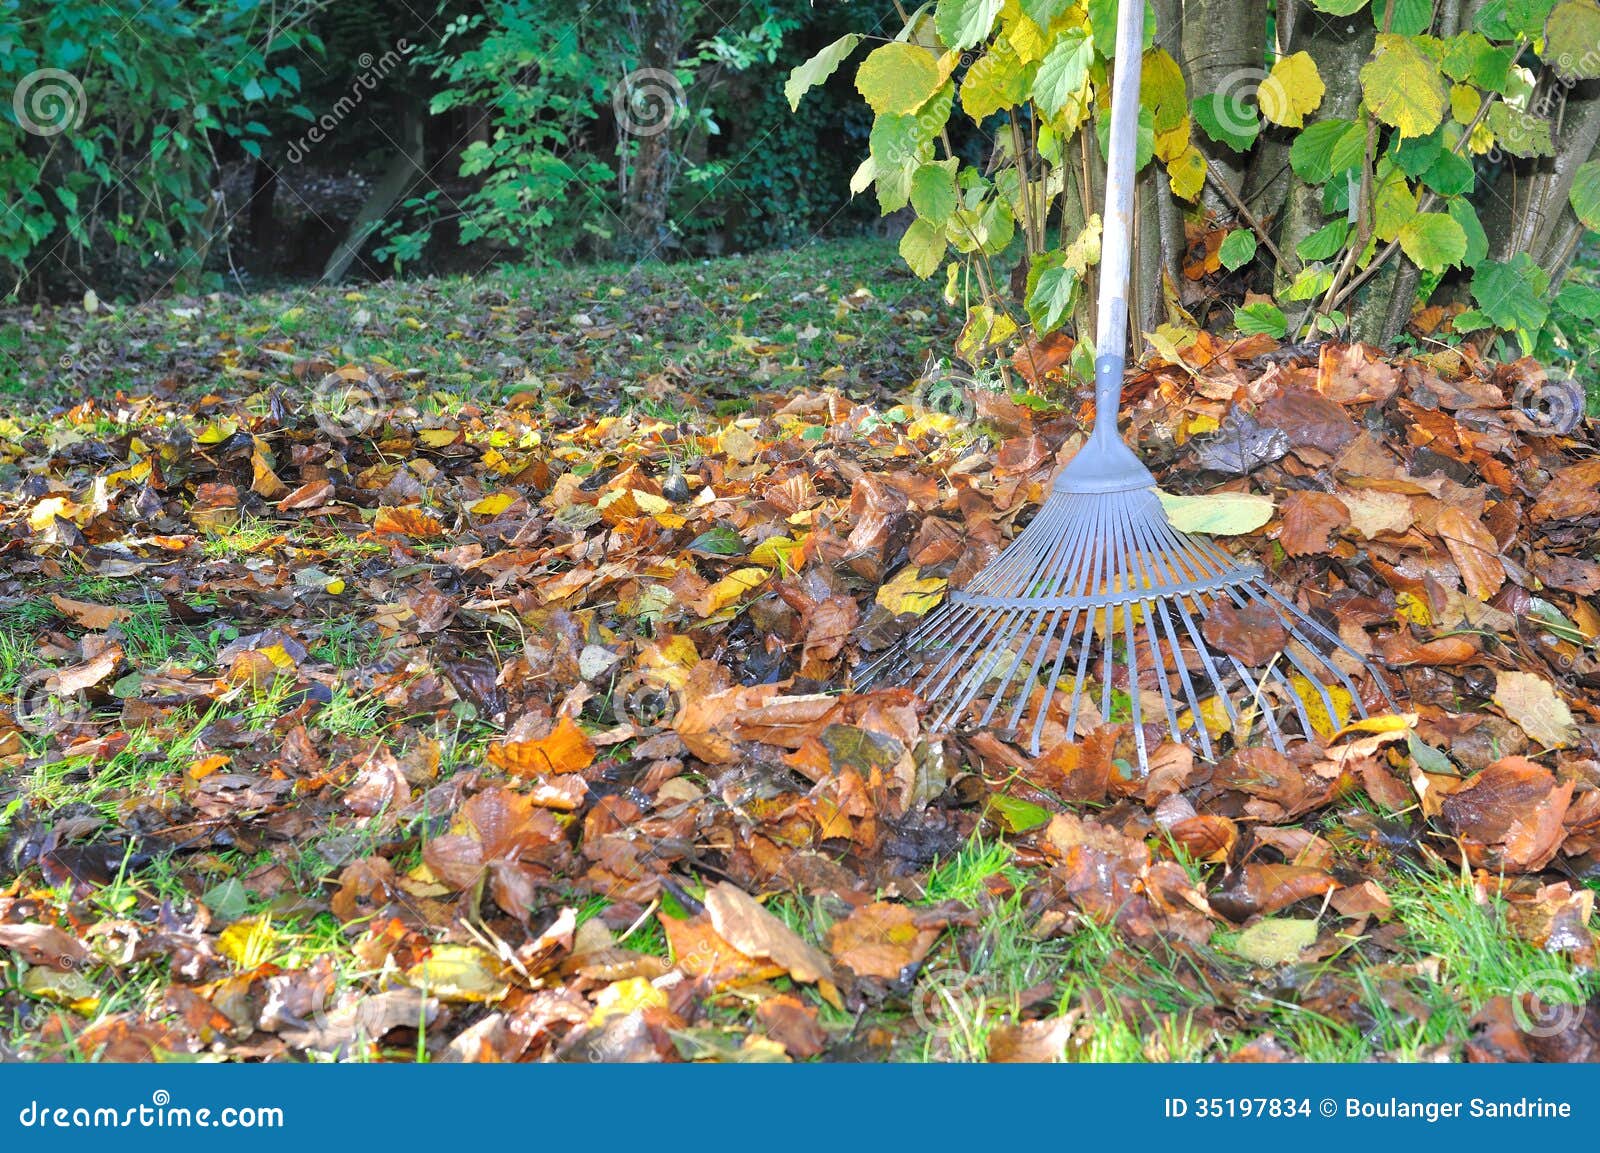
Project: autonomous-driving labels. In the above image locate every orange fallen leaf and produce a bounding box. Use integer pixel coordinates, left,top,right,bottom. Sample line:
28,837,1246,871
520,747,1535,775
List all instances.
486,715,596,776
373,506,445,536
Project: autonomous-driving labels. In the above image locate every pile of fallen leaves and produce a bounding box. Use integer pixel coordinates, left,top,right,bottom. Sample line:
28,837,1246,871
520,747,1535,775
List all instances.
1,330,1598,1062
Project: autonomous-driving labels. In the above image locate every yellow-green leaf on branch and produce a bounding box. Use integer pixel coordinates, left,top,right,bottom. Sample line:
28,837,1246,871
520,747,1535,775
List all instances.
936,0,1005,51
961,40,1035,121
1166,143,1207,201
1545,0,1600,82
1569,159,1600,230
1397,211,1467,272
899,218,948,278
856,42,947,114
1361,34,1447,138
910,160,960,225
1140,48,1189,133
786,35,863,111
1373,158,1418,242
1258,51,1324,128
1031,28,1094,117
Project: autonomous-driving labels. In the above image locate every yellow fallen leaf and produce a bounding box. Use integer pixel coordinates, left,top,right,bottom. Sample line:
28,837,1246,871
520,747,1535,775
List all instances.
418,428,459,448
22,967,99,1015
700,567,771,616
875,567,947,615
750,535,804,569
1332,712,1418,741
195,417,239,444
469,492,516,516
1395,591,1432,626
404,944,510,1004
907,412,959,438
589,977,668,1026
1179,694,1235,739
630,489,671,516
1289,675,1353,741
1157,490,1275,536
28,496,81,531
217,916,281,969
188,753,231,780
1494,671,1578,749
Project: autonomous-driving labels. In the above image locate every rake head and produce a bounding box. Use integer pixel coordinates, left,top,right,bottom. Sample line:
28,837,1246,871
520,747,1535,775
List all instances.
856,456,1396,771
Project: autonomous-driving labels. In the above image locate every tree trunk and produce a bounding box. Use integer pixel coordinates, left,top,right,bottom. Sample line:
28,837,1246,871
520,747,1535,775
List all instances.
617,0,686,261
323,105,423,284
1272,10,1375,296
1181,0,1267,212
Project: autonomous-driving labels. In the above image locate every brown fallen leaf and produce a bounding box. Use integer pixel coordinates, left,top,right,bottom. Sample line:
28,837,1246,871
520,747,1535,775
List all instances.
50,594,130,629
1439,756,1573,871
487,715,597,776
1530,458,1600,522
703,882,837,996
373,506,445,536
278,479,335,511
55,644,122,694
1436,507,1505,601
1209,863,1338,921
1278,490,1349,556
986,1016,1074,1062
754,993,828,1058
1339,489,1413,539
1201,598,1287,666
661,913,786,988
826,901,941,980
0,923,91,969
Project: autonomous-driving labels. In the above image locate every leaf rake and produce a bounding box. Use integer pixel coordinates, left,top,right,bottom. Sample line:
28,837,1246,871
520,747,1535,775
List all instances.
857,1,1396,770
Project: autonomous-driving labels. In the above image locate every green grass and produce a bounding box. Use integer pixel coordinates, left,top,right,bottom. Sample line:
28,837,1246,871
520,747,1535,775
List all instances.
0,237,952,409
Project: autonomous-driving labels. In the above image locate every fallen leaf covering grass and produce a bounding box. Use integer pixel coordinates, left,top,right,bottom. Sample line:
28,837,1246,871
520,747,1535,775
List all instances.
0,239,1597,1063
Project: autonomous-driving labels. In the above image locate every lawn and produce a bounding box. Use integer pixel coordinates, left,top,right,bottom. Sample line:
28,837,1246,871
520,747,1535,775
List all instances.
0,238,1597,1063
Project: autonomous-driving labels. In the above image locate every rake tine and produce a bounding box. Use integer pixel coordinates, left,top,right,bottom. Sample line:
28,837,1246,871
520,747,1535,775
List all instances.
1239,588,1350,735
1253,581,1395,712
1154,597,1214,758
1123,501,1186,744
939,610,1022,727
1219,649,1291,753
996,496,1104,735
1171,591,1245,736
926,608,1012,724
1106,493,1149,762
976,490,1108,728
1206,584,1328,741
